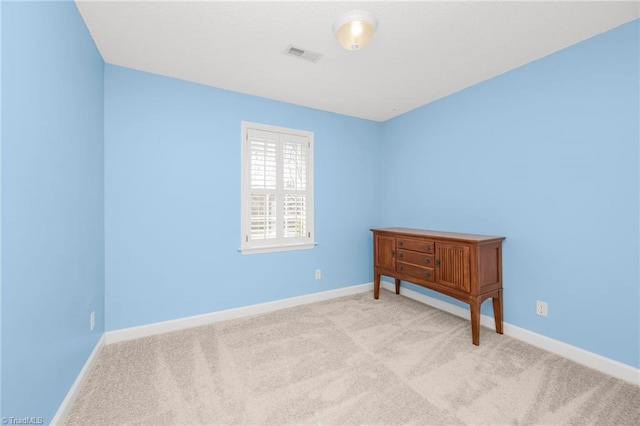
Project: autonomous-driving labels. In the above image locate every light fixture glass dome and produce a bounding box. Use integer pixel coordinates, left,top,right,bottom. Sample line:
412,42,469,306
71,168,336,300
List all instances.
332,10,378,51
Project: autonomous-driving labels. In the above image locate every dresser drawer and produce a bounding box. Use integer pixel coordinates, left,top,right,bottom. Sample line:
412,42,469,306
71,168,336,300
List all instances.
397,262,435,282
396,238,434,254
397,249,435,267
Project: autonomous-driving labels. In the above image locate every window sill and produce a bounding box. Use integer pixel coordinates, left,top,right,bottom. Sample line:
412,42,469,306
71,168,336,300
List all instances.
239,242,318,255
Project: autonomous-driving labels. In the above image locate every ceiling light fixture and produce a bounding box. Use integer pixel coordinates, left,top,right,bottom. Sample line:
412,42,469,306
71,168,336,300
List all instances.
332,10,378,51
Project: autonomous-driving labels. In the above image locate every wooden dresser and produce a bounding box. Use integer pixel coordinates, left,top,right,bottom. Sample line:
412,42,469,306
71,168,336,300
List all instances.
371,227,505,345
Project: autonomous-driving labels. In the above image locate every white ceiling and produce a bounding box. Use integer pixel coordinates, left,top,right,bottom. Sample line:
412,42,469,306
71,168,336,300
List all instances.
75,1,639,122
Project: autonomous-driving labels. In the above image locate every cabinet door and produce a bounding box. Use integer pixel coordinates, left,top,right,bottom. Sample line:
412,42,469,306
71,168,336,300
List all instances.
374,234,396,270
435,242,470,292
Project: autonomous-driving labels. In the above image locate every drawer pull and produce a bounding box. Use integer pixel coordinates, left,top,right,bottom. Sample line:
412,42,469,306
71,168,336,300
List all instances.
398,241,404,247
399,265,404,271
426,245,431,251
399,253,404,258
425,271,430,278
425,258,430,264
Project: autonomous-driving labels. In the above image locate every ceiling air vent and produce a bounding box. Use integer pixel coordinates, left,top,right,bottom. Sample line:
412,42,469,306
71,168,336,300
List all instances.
284,45,322,63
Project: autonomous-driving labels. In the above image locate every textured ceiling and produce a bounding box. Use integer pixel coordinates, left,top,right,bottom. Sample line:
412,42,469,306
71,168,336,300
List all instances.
75,1,639,122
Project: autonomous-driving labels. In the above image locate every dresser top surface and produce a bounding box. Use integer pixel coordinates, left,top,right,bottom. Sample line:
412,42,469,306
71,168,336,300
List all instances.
371,227,505,243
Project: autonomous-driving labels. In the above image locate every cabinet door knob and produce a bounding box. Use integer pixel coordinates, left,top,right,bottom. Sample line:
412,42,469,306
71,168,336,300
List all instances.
435,259,440,267
425,271,430,278
392,250,396,257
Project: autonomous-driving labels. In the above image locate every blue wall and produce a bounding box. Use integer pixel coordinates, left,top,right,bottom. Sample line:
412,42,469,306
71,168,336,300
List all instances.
104,65,383,330
381,20,639,368
1,1,104,422
0,3,638,423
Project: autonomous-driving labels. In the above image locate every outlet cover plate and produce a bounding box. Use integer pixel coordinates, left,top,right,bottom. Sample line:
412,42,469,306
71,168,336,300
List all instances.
536,301,548,317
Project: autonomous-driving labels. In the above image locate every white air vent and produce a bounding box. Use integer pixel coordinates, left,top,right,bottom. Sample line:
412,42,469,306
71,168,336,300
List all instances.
284,45,322,63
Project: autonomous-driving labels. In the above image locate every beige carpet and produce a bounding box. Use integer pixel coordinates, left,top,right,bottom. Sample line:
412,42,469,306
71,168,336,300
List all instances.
66,290,640,425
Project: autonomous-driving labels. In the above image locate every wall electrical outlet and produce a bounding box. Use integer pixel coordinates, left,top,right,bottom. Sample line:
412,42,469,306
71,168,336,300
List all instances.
536,301,548,317
315,269,321,280
90,311,96,331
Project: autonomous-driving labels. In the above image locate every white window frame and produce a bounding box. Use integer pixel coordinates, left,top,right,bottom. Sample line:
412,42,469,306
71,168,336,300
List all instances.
240,121,315,254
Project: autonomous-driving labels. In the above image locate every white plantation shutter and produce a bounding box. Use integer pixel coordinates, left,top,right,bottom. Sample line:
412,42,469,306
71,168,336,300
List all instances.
281,133,308,240
248,130,277,242
241,122,314,253
250,193,276,240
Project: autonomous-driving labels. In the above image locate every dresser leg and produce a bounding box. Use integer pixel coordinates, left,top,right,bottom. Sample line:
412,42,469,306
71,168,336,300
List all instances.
492,290,504,335
374,272,380,299
395,278,400,294
470,299,480,346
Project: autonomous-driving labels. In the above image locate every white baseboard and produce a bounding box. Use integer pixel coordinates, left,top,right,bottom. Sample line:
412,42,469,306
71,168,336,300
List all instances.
51,335,106,425
105,282,373,345
55,281,637,424
381,281,640,386
78,281,638,391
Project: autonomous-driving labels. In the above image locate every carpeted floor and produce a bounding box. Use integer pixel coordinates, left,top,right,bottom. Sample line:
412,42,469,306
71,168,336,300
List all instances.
66,290,640,425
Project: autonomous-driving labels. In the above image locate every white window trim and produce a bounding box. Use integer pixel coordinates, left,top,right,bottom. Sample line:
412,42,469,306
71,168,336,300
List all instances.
240,121,315,254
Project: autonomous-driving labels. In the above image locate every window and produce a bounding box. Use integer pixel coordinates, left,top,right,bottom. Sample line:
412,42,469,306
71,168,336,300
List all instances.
241,122,314,254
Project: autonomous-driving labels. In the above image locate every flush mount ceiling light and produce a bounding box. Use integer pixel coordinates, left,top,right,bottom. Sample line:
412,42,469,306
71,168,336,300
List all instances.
332,10,378,51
